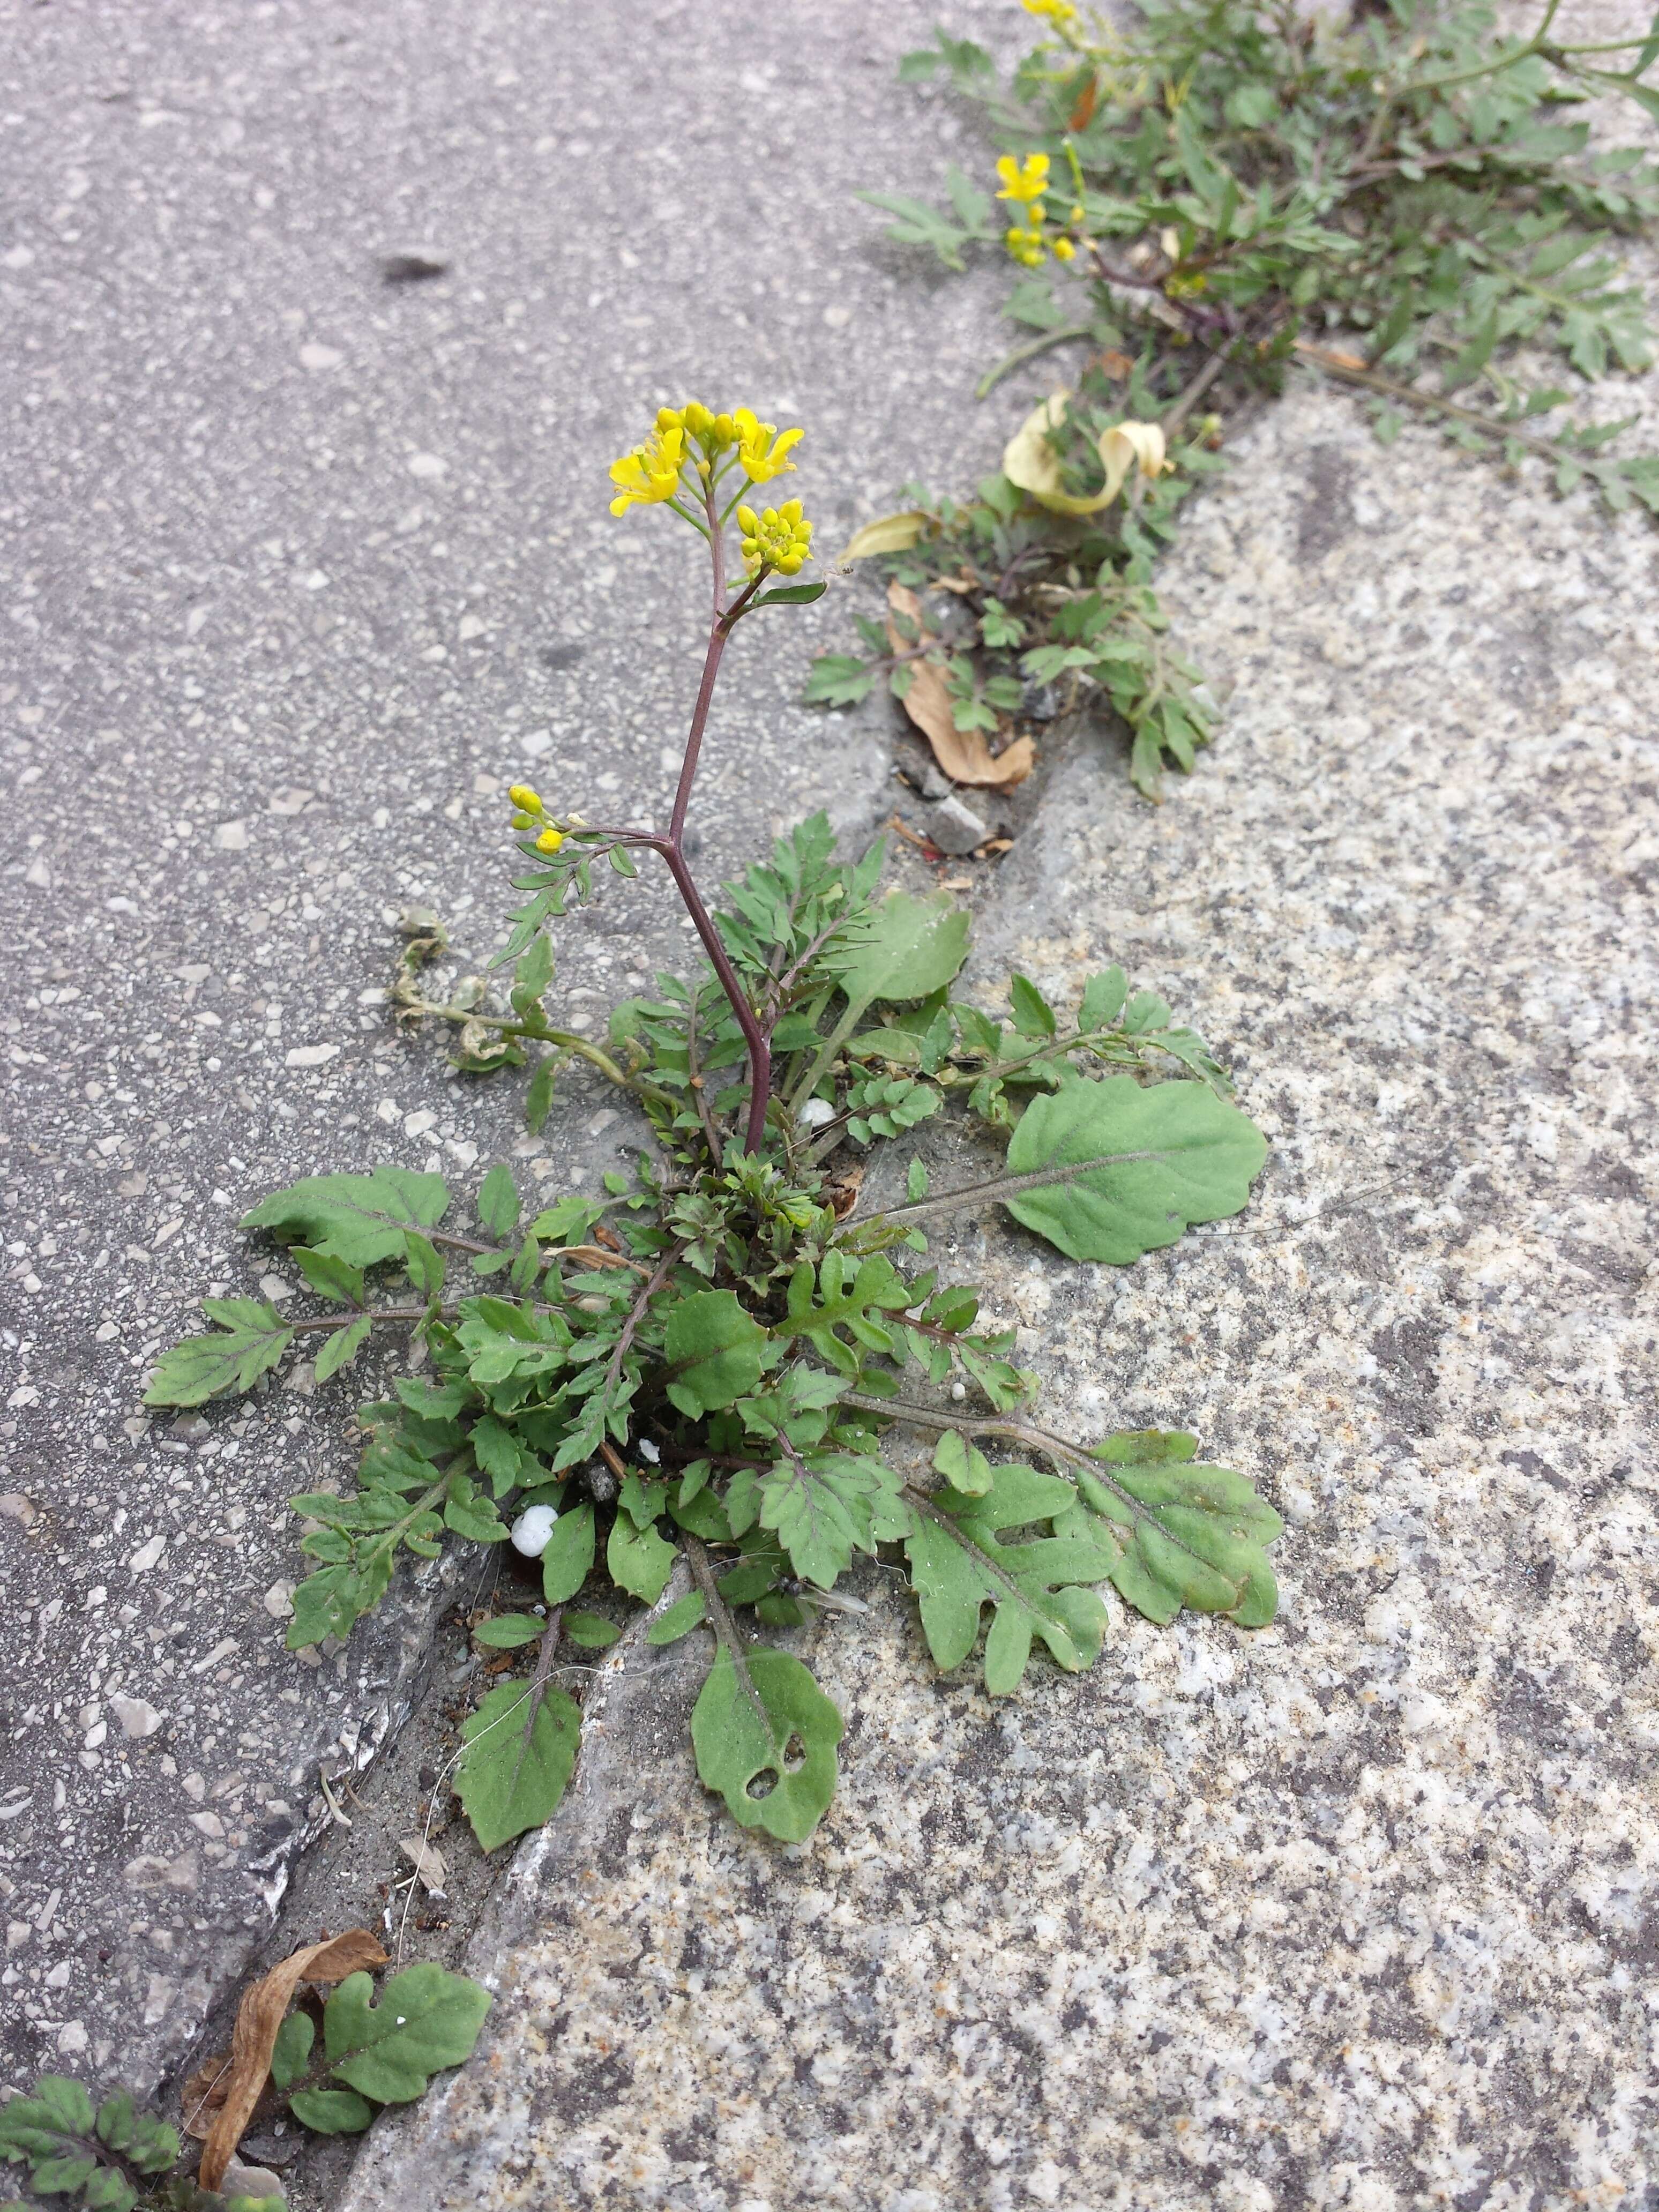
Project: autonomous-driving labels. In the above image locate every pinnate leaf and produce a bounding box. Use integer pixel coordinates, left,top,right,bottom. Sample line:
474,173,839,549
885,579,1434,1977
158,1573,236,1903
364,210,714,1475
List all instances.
1070,1430,1282,1626
240,1168,451,1267
145,1299,294,1407
905,1462,1116,1694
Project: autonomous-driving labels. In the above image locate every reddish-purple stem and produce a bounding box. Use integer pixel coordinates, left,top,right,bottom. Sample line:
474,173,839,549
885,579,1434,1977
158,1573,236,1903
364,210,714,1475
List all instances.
635,468,773,1153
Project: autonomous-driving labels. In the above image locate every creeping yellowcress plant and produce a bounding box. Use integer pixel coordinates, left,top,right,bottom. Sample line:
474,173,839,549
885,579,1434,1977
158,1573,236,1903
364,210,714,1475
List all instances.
819,0,1659,795
146,400,1282,1856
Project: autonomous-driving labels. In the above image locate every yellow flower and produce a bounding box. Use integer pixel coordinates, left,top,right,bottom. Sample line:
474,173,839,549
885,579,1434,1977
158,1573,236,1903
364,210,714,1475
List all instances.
995,153,1050,207
1052,236,1077,262
734,408,803,484
1005,223,1049,268
1023,0,1079,23
507,784,543,814
536,827,566,855
737,498,813,577
608,420,687,515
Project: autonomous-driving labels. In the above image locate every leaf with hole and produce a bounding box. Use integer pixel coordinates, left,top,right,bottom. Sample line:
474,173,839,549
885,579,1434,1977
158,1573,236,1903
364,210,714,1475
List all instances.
691,1645,844,1842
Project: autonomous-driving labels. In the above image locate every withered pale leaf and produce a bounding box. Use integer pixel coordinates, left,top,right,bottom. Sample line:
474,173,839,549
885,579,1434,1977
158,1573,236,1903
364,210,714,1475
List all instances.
199,1927,387,2190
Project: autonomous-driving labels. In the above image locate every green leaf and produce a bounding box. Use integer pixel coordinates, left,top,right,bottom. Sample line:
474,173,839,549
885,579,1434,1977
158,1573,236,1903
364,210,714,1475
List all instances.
81,2171,137,2212
824,889,970,1013
30,2155,100,2194
664,1289,771,1417
562,1610,621,1649
932,1429,992,1498
511,933,554,1013
270,2011,315,2091
322,1962,493,2102
691,1645,844,1842
1078,967,1129,1030
476,1164,520,1240
540,1503,595,1605
470,1415,526,1497
313,1313,371,1384
803,653,876,708
144,1299,294,1407
241,1168,451,1267
454,1677,580,1851
2,2078,93,2148
906,1157,929,1201
288,2087,375,2135
1008,974,1056,1039
472,1612,544,1649
647,1590,707,1646
525,1055,558,1133
749,1451,901,1589
292,1247,365,1307
751,580,828,608
402,1231,445,1301
607,1515,677,1604
905,1463,1115,1694
1071,1430,1282,1627
999,1078,1266,1262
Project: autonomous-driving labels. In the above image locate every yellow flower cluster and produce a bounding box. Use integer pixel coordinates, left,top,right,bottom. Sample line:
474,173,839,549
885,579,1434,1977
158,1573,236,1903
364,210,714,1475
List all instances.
507,784,564,854
996,152,1086,266
608,401,804,515
737,499,813,577
1023,0,1080,24
998,152,1052,266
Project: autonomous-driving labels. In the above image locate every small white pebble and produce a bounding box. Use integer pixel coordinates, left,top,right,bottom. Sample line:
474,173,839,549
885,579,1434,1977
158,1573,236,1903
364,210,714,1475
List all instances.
637,1439,660,1464
950,1382,967,1402
797,1097,835,1129
510,1504,559,1558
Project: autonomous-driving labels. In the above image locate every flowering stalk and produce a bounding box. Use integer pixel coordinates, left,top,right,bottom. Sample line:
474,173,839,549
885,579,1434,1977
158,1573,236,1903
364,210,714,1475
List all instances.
509,402,818,1157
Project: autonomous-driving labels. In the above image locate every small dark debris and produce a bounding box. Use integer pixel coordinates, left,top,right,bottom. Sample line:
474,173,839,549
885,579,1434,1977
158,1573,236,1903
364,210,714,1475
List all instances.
380,249,449,284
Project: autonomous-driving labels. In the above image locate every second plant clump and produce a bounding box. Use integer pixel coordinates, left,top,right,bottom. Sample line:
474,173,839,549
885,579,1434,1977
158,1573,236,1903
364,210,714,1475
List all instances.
814,0,1659,795
147,400,1281,1860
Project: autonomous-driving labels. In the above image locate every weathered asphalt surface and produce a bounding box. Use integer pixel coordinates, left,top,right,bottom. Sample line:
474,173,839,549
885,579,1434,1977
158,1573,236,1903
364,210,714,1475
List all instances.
0,0,1027,2096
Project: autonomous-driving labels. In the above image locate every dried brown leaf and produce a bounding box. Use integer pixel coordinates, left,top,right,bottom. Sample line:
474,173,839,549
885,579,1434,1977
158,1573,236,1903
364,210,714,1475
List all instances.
885,585,1035,791
180,2051,234,2141
199,1927,387,2191
398,1835,449,1894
